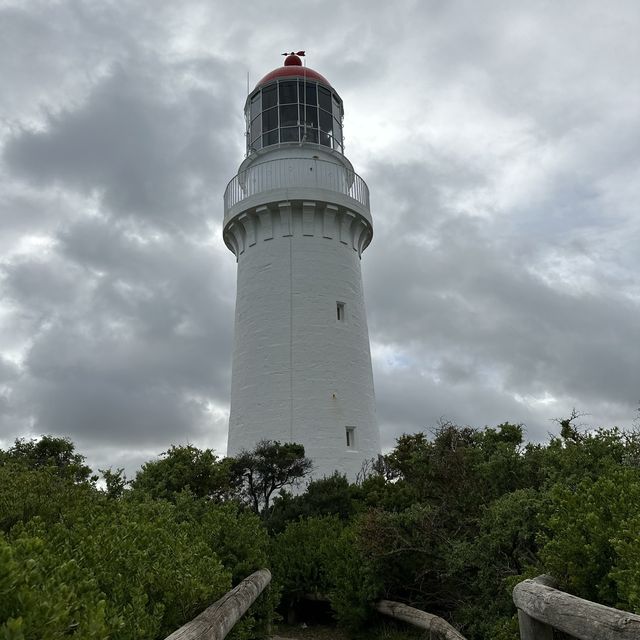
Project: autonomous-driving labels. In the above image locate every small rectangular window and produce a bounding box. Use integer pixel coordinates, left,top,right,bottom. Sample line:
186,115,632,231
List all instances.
346,427,356,448
337,302,345,321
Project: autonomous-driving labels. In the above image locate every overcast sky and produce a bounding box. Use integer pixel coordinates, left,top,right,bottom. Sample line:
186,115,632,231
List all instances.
1,0,639,476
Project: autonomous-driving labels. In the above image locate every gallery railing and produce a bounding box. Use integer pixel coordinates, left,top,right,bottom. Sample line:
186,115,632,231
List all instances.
224,157,370,215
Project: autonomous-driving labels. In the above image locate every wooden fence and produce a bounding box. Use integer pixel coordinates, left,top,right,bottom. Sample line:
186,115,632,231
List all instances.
513,574,640,639
162,569,640,640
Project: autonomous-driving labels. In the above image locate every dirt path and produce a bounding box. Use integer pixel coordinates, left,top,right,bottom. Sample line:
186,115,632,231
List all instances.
271,625,350,640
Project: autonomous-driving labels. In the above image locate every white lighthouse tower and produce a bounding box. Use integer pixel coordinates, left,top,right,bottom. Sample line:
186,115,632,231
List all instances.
223,53,380,481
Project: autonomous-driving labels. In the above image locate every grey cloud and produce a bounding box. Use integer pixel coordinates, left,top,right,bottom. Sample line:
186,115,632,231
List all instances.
4,60,237,231
363,145,639,440
2,257,83,311
1,0,639,476
0,356,20,385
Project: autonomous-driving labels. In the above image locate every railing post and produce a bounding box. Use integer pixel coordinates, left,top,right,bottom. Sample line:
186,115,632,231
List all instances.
517,609,554,640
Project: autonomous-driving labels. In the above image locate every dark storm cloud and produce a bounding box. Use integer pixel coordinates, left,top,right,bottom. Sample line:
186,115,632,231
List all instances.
364,153,640,440
0,3,243,470
3,214,236,444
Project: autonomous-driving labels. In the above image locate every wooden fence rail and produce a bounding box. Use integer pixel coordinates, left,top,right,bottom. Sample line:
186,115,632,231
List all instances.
513,574,640,640
375,600,468,640
164,569,271,640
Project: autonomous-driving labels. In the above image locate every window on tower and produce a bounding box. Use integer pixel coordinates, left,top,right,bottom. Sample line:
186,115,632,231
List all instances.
346,427,356,448
336,302,345,322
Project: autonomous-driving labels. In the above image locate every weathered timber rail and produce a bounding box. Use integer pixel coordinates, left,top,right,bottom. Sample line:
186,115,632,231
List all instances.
164,569,271,640
513,574,640,639
375,600,467,639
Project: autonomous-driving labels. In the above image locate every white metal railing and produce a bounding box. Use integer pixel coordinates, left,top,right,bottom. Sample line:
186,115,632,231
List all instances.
223,157,369,215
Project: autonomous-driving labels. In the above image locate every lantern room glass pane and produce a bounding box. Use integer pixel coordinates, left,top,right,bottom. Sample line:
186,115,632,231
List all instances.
280,104,298,127
332,95,341,120
279,81,297,104
303,127,318,143
320,129,331,147
304,105,318,128
250,92,261,120
281,126,299,142
262,107,278,132
251,135,262,151
333,118,342,149
301,81,317,105
251,115,262,137
263,130,278,146
262,84,277,109
319,109,332,134
318,86,331,112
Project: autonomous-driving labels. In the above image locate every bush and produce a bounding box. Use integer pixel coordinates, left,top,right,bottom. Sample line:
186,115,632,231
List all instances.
539,466,640,606
0,461,275,639
6,499,231,639
0,529,108,640
0,463,95,533
271,516,344,604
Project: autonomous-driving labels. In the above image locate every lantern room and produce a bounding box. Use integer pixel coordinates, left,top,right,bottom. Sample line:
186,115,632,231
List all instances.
245,54,344,155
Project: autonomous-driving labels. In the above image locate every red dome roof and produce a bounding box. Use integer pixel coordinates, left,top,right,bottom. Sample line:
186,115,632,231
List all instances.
256,54,332,89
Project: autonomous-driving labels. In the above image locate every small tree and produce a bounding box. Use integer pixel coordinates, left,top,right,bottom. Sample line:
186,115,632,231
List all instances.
99,467,128,499
132,445,235,502
3,435,94,483
231,440,312,515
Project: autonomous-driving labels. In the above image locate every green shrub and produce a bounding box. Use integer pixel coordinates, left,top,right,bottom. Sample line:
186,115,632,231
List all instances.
0,462,275,640
271,515,381,632
539,467,640,606
327,523,381,632
271,516,344,604
0,463,95,533
0,529,108,640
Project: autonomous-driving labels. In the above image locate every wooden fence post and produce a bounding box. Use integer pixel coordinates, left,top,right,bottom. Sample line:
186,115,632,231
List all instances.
513,575,640,640
517,609,554,640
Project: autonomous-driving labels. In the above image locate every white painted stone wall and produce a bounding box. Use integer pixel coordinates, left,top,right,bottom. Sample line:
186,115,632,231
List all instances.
225,148,380,482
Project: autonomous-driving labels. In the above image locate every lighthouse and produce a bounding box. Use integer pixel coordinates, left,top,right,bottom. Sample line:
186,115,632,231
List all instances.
223,53,380,481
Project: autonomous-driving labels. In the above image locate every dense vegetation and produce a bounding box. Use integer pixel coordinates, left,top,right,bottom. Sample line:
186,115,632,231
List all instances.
2,415,640,639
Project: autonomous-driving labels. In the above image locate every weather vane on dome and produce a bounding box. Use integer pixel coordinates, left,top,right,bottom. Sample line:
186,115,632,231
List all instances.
282,51,305,56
